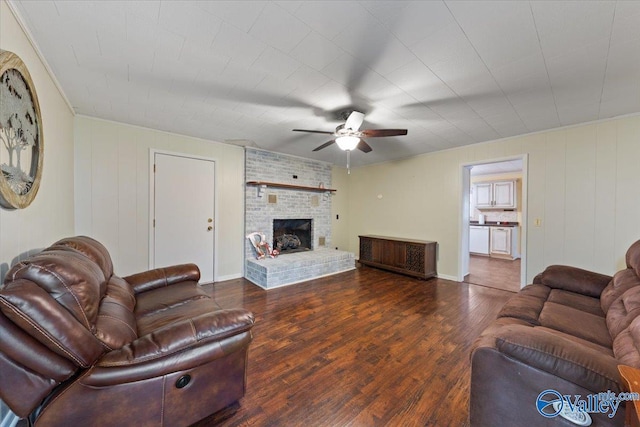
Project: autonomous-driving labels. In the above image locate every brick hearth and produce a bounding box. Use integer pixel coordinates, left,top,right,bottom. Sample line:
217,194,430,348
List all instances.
245,249,355,289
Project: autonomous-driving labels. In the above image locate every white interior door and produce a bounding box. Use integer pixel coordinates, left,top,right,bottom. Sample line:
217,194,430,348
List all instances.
153,153,215,283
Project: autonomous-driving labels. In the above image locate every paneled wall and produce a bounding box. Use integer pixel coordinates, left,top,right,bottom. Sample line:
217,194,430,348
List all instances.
0,1,75,280
345,115,640,283
74,116,245,280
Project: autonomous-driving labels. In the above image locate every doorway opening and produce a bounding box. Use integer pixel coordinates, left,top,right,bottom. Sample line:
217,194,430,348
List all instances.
460,156,527,292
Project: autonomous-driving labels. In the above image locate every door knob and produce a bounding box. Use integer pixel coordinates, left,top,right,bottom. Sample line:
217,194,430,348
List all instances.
208,218,213,223
207,226,213,231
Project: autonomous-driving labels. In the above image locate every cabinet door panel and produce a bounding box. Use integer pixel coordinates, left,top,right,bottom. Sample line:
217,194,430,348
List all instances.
490,228,511,255
493,181,515,208
360,238,373,262
372,240,383,263
475,183,493,207
469,227,490,254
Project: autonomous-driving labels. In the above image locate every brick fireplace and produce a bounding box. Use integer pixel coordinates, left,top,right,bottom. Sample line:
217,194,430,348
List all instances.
244,148,354,288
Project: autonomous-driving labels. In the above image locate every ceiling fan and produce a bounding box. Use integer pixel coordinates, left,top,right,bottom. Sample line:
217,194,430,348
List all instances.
292,110,408,153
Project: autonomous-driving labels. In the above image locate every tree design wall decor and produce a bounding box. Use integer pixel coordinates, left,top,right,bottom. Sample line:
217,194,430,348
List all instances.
0,49,43,209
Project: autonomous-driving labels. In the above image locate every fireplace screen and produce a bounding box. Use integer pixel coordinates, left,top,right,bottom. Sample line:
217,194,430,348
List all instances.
273,219,312,254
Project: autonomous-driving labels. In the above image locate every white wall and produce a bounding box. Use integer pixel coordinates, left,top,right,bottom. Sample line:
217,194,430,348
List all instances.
74,116,245,279
345,115,640,282
331,166,350,251
0,1,75,279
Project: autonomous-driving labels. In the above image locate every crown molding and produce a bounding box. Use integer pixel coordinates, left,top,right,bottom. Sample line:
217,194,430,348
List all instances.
5,0,74,115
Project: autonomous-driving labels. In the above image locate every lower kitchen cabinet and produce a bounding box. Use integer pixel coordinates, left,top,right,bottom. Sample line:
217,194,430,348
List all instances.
470,226,490,255
489,227,520,260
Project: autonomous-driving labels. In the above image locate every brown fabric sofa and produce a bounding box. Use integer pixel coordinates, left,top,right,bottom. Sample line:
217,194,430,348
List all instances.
471,239,640,426
0,236,254,426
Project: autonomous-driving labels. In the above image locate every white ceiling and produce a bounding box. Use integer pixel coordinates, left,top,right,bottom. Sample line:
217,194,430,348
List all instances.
10,1,640,168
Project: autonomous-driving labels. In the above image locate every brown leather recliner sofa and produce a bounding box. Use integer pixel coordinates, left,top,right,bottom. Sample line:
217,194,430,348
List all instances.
471,239,640,426
0,236,254,426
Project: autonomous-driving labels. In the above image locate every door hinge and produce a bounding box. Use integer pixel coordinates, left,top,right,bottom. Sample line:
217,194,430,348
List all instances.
153,164,156,173
153,219,155,228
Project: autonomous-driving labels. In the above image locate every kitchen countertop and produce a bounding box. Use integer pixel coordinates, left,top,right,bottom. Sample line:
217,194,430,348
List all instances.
470,221,519,227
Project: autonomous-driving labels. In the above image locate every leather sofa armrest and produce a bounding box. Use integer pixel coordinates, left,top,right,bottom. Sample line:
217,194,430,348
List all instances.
85,309,254,386
533,265,612,297
123,263,201,294
486,324,621,393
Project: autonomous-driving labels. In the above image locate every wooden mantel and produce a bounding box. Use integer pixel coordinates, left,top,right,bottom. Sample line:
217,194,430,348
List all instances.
246,181,336,193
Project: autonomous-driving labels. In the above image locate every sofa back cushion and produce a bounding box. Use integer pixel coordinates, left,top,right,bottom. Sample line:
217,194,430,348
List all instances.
607,285,640,340
614,316,640,368
601,269,640,313
627,240,640,278
51,236,114,280
601,240,640,314
4,249,106,329
0,237,137,366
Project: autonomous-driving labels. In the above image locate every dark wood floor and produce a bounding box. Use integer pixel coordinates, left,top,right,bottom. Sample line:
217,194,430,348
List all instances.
465,255,521,292
197,265,514,426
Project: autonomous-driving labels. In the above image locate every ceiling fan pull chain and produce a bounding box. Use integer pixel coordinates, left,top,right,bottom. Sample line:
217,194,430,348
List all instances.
346,150,351,175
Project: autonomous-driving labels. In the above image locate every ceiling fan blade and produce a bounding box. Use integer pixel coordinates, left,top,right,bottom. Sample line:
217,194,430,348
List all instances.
292,129,334,135
344,111,365,131
313,140,336,152
357,139,372,153
361,129,408,137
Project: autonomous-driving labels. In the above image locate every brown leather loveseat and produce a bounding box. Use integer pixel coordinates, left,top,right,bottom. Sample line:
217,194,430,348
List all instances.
471,239,640,426
0,236,254,426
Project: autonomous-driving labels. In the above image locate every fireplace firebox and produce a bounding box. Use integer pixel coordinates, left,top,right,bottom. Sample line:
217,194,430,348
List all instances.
273,219,312,254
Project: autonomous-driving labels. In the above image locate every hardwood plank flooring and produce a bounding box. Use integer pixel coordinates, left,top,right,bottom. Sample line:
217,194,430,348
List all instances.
465,255,521,292
195,266,513,427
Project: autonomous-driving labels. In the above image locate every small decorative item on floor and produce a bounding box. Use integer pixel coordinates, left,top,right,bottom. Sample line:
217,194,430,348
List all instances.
246,232,278,259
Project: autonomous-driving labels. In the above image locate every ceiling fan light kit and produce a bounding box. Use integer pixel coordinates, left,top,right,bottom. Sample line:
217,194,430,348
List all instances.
335,136,360,151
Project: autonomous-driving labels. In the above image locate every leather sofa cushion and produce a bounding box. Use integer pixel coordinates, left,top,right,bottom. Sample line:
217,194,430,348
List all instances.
539,302,611,347
94,276,138,350
1,237,139,361
547,289,604,316
50,236,114,281
5,250,106,327
0,280,105,367
614,316,640,367
135,282,221,335
495,325,621,394
607,285,640,341
534,264,612,297
498,283,611,347
601,268,640,313
627,239,640,278
536,326,614,356
497,284,549,325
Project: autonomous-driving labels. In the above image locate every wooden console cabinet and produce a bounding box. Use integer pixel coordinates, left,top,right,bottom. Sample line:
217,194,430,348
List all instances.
358,235,437,279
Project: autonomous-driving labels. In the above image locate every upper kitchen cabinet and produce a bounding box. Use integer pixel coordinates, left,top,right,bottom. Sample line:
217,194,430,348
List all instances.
475,180,516,209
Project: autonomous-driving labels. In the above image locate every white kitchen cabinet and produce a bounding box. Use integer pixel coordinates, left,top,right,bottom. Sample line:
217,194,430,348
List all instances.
475,180,516,209
490,226,520,259
469,226,490,255
475,183,493,208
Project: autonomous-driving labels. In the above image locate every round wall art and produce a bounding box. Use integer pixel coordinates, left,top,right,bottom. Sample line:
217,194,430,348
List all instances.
0,49,43,209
